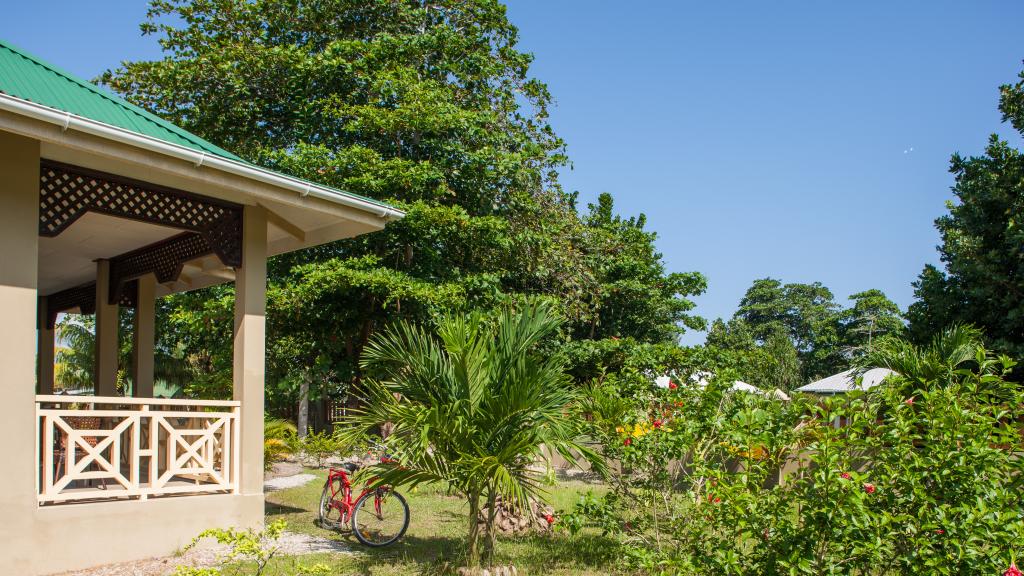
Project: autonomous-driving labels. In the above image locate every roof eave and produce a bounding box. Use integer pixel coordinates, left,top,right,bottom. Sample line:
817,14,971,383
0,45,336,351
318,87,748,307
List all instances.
0,92,405,221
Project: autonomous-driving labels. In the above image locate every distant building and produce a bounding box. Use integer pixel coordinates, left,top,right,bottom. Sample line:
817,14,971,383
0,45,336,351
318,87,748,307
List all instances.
795,368,895,396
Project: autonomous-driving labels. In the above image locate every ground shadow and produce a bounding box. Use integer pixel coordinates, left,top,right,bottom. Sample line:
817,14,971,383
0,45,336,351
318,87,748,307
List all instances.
344,533,463,575
343,530,615,575
265,500,308,516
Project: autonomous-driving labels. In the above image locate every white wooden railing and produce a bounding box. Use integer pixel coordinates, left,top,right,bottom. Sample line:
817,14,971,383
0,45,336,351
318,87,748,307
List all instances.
35,395,240,504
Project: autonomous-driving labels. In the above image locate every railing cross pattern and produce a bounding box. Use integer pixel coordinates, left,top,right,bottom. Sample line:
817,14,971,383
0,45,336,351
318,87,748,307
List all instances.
36,396,240,504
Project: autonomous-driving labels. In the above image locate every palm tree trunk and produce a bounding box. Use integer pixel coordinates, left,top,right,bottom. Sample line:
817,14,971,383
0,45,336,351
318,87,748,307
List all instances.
467,489,482,567
483,487,499,565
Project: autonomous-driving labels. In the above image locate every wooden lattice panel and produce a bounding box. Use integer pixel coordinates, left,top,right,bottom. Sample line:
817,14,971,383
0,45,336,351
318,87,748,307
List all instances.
39,161,245,307
46,279,140,328
108,233,215,303
45,283,97,328
39,161,243,269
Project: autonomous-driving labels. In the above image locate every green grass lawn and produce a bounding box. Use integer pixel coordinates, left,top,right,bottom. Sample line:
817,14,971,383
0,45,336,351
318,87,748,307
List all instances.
246,468,618,575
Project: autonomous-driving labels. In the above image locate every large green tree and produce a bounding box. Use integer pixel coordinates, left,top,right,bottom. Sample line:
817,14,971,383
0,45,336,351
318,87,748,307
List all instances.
715,280,903,385
103,0,703,413
704,318,803,391
840,289,905,357
734,278,840,378
573,192,706,342
906,64,1024,358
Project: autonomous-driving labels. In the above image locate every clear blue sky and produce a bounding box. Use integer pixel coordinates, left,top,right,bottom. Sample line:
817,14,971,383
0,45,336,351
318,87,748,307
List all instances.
3,1,1023,344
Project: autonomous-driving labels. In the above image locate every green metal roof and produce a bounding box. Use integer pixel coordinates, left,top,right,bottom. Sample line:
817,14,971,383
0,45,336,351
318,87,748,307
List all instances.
0,38,400,213
0,38,242,161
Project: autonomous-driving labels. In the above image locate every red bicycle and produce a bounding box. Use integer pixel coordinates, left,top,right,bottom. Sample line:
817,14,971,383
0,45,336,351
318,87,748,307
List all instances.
318,459,409,547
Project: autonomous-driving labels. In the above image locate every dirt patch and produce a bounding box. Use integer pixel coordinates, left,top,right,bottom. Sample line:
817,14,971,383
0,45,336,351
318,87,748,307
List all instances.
265,472,317,492
265,460,305,480
51,545,223,576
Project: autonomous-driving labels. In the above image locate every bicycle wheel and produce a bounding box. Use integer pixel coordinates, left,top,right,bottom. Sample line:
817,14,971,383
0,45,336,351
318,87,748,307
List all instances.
318,476,346,530
351,487,409,547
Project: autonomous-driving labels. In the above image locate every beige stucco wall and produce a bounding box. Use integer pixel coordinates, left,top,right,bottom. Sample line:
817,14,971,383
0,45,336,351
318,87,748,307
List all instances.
34,494,264,575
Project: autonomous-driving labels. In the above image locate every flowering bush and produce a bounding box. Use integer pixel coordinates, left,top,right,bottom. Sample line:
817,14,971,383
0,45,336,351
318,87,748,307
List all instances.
568,332,1024,574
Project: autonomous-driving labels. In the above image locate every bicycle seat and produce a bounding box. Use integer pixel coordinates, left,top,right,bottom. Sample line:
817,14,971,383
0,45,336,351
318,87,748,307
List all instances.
341,461,360,473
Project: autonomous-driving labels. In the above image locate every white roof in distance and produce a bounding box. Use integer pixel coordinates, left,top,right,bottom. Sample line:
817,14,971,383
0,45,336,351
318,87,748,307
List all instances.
796,368,895,394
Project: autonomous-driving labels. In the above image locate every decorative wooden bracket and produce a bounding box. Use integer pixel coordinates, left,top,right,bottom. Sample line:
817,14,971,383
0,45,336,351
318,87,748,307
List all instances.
45,283,97,329
39,160,243,268
39,160,246,311
107,233,217,305
44,279,138,329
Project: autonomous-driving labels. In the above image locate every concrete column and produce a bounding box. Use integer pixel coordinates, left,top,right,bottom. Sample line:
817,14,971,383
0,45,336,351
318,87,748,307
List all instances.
132,274,156,398
94,259,119,396
37,296,55,394
0,131,40,573
233,205,266,496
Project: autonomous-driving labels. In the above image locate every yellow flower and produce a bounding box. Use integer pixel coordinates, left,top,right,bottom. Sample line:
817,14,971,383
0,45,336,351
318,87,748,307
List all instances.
632,423,652,438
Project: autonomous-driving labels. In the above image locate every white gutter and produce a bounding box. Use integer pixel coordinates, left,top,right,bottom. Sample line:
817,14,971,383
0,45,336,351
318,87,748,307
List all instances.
0,93,405,221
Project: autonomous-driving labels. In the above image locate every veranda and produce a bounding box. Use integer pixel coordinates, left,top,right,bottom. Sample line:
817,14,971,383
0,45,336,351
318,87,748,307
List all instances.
0,39,402,574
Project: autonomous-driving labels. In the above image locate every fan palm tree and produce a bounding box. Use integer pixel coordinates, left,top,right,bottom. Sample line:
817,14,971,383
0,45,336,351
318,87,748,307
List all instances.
339,300,603,566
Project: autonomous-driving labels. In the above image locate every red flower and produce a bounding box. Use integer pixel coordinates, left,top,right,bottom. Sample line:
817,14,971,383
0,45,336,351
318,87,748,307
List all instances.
669,382,678,390
905,397,915,406
623,438,632,446
674,401,684,407
544,514,555,525
1005,562,1023,576
934,529,944,535
652,419,663,429
863,483,876,494
840,472,851,480
713,497,721,504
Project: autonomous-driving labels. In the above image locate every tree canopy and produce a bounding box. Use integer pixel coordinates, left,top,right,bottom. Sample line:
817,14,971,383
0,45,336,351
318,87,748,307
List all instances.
102,0,704,412
708,279,903,386
89,0,1021,410
906,64,1024,358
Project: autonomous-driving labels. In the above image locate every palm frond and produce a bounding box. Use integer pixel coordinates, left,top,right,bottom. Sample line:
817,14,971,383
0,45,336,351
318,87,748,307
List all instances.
349,299,602,560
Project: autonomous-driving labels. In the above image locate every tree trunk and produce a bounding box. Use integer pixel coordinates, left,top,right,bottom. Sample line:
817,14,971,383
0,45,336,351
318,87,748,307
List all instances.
483,487,499,565
467,490,482,568
297,372,310,438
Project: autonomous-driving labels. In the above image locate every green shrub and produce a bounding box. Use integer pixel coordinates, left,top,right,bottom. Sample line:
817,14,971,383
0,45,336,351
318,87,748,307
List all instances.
264,417,297,470
568,328,1024,574
338,301,604,567
173,520,328,576
299,430,341,468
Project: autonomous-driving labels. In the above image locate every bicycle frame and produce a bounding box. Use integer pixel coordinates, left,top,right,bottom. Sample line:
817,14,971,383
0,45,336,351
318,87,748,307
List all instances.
323,467,385,523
